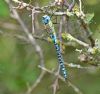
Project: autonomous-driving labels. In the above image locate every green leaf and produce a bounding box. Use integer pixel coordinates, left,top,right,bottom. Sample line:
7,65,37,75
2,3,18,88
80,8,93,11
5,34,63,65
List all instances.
0,0,10,17
84,13,94,24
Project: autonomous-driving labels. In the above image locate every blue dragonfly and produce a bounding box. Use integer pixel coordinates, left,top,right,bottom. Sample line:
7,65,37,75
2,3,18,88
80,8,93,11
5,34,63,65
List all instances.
42,15,67,80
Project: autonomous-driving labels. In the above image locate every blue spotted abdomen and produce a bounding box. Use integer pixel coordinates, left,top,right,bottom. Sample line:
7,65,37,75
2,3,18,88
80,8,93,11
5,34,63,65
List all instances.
50,33,67,79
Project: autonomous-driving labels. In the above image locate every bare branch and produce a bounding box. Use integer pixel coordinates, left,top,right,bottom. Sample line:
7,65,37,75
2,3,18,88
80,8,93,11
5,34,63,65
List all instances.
32,8,35,34
5,0,44,67
26,71,46,94
51,65,60,94
38,65,83,94
5,1,46,94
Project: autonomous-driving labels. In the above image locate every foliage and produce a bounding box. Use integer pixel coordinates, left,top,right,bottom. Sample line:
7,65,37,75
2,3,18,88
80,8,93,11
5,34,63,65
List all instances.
0,0,9,17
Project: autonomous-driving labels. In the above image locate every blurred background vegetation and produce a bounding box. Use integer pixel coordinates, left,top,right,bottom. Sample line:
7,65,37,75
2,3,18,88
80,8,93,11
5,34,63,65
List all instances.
0,0,100,94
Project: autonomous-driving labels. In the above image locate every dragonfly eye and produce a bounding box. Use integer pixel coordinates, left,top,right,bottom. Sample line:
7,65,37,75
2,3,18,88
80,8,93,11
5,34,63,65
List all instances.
42,15,50,25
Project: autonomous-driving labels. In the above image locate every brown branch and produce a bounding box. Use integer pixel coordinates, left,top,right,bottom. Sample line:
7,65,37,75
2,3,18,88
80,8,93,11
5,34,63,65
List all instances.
26,71,46,94
11,0,72,16
59,16,63,53
5,0,44,67
5,1,46,94
51,65,60,94
80,19,95,47
38,65,83,94
32,8,35,34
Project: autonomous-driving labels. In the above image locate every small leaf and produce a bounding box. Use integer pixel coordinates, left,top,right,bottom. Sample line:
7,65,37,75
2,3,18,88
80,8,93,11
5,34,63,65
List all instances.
84,13,94,24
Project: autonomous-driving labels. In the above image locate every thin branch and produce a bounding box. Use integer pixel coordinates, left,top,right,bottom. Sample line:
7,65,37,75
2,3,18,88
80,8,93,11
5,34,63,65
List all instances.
5,0,44,67
68,0,75,12
65,63,90,69
52,78,59,94
62,33,90,48
5,1,45,94
59,17,63,53
51,65,60,94
79,19,95,47
26,71,46,94
2,29,100,67
38,65,83,94
32,8,35,34
4,1,99,94
12,0,33,9
68,81,83,94
79,0,82,14
73,0,95,47
11,0,72,16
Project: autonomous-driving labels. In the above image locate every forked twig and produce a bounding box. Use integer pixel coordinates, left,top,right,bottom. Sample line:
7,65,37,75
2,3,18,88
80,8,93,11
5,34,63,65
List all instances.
38,65,83,94
5,1,45,94
5,0,44,67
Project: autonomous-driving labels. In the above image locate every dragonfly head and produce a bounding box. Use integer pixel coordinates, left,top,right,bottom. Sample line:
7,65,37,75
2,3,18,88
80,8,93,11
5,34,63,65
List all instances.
42,15,50,25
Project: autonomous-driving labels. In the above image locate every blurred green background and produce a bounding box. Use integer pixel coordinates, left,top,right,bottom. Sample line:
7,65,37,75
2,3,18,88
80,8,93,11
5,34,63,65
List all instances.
0,0,100,94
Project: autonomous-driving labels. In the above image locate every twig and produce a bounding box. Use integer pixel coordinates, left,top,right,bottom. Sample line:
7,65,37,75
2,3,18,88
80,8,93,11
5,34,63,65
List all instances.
59,16,63,52
4,1,98,94
68,81,83,94
52,65,60,94
32,8,35,34
5,1,45,94
68,0,75,12
5,0,44,67
11,0,73,16
52,78,59,94
43,0,95,48
12,0,33,9
79,0,82,15
38,65,83,94
74,0,95,47
65,63,90,69
62,33,90,48
80,19,95,47
72,35,89,47
26,70,46,94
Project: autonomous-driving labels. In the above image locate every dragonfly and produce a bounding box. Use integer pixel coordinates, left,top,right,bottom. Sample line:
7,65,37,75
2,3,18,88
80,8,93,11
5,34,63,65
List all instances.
42,15,67,80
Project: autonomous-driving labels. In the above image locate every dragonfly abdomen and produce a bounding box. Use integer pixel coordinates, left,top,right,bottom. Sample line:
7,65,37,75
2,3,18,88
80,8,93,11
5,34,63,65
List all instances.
50,33,67,79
